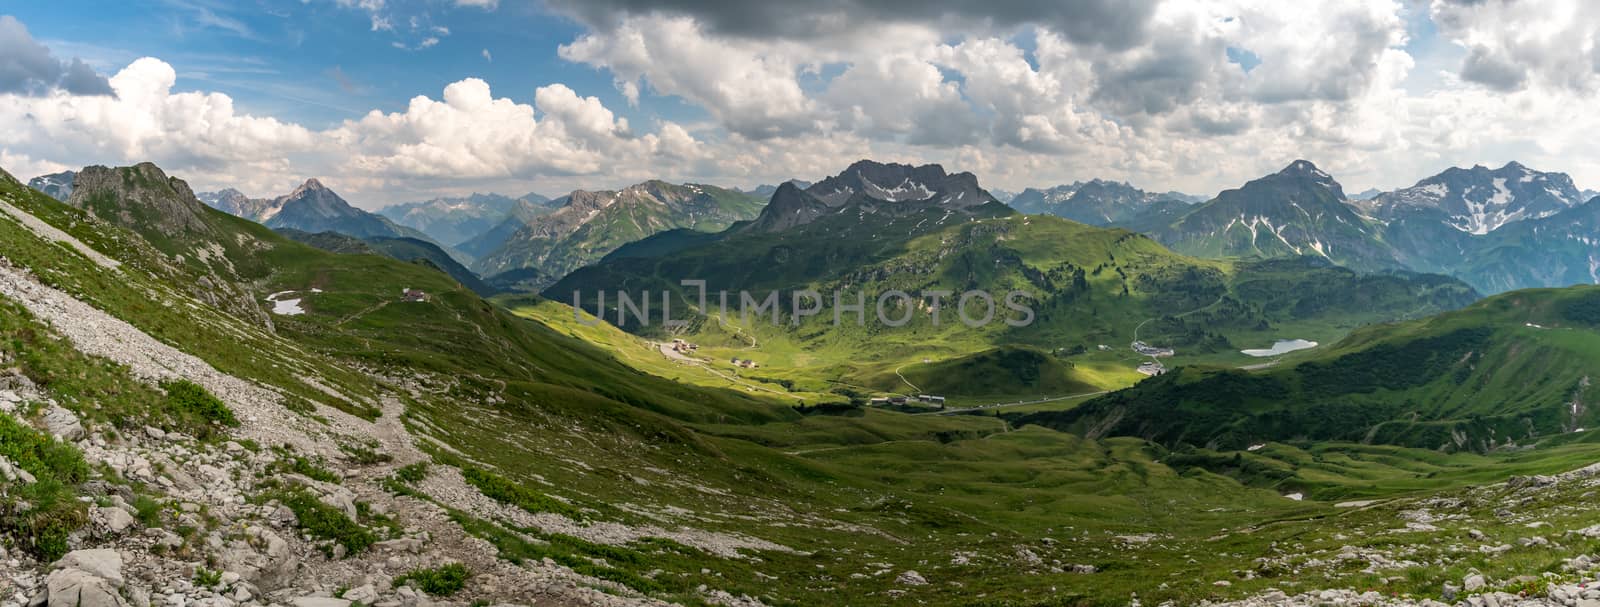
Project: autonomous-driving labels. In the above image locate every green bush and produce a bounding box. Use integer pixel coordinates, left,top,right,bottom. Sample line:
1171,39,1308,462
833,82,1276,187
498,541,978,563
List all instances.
394,562,470,596
270,449,340,483
194,567,223,588
394,462,428,483
273,490,374,557
460,466,580,518
340,443,392,465
133,494,163,527
161,379,238,430
0,414,90,560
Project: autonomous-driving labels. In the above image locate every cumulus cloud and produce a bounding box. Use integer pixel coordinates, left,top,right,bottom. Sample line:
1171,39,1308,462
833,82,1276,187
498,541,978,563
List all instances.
559,15,825,139
1431,0,1600,93
0,54,709,201
326,77,710,193
545,0,1161,51
8,3,1600,204
0,57,316,193
0,15,114,96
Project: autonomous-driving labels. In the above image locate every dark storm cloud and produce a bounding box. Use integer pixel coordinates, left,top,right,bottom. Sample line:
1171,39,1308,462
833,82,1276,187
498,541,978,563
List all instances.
543,0,1160,51
1460,47,1528,91
0,15,115,96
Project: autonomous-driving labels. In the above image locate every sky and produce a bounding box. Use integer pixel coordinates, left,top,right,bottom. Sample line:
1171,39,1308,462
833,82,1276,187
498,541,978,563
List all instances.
2,0,1600,209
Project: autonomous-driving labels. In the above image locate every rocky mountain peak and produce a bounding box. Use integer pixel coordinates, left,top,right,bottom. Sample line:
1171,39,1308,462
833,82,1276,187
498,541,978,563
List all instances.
68,164,212,236
1268,160,1345,199
1368,161,1582,234
26,170,76,202
292,178,331,196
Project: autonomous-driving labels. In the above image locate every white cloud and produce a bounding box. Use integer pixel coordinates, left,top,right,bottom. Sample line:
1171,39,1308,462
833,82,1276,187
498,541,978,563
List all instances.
1431,0,1600,92
0,57,316,193
559,15,824,139
0,150,69,181
0,56,714,203
328,77,699,191
7,3,1600,203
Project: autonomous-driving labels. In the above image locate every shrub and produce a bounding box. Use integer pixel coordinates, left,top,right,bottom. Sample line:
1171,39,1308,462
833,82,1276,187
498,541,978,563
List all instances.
340,443,392,465
272,490,374,557
194,567,223,588
161,379,238,430
133,494,163,527
394,562,469,596
460,466,579,518
0,414,89,560
393,462,428,483
270,449,340,483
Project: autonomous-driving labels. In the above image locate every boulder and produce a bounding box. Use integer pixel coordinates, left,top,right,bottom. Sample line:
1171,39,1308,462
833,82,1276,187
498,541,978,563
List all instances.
52,550,124,586
291,598,352,607
93,507,137,534
44,569,126,607
42,550,126,607
342,585,378,605
1463,573,1486,591
895,570,927,586
41,405,84,441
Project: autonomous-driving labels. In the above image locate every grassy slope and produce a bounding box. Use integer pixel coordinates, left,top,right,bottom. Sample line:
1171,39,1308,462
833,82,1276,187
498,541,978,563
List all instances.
549,211,1476,403
1016,285,1600,453
17,166,1600,606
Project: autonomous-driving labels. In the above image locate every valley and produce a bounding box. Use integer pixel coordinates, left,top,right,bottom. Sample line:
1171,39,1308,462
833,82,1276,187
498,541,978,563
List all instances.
11,4,1600,607
4,155,1600,607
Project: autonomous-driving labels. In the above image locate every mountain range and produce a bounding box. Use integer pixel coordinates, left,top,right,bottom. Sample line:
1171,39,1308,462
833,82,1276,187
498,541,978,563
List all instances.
740,179,812,199
743,160,1002,233
1360,161,1584,235
11,155,1600,606
1008,179,1197,227
471,180,765,288
1111,160,1600,295
25,170,75,201
197,179,434,245
549,160,1477,395
1146,160,1402,271
376,192,555,248
28,158,1600,299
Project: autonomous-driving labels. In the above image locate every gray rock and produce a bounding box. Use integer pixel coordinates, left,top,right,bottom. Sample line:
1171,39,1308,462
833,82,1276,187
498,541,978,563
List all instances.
341,585,378,605
41,405,84,441
1463,573,1486,591
45,568,126,607
895,570,927,586
291,598,352,607
0,457,35,484
93,507,136,534
52,550,123,586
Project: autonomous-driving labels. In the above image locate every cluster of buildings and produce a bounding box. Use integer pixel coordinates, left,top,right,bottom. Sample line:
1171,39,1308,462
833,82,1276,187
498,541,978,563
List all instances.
401,288,428,303
869,394,946,407
1137,361,1167,376
730,358,759,369
670,338,699,354
1131,341,1175,357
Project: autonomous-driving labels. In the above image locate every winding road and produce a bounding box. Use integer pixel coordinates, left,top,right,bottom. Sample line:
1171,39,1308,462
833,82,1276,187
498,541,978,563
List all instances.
914,390,1110,416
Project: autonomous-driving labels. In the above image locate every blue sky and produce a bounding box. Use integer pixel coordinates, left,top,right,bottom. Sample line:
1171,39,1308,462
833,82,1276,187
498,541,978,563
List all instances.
2,1,1598,207
10,0,697,129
